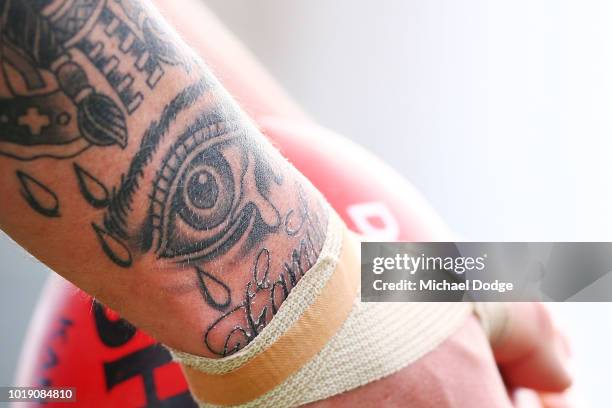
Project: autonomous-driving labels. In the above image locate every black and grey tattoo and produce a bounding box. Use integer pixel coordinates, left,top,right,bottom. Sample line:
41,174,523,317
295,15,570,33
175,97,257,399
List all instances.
204,193,325,356
1,0,328,357
92,82,326,354
143,118,283,262
16,170,60,217
96,80,286,267
0,0,188,160
74,163,110,208
92,221,132,267
196,267,232,312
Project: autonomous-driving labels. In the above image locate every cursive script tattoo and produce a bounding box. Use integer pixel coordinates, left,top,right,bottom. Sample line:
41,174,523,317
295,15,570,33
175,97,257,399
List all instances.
204,191,325,356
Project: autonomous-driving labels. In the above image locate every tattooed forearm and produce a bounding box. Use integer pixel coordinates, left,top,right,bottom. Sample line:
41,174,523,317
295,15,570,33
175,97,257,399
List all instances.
0,0,327,357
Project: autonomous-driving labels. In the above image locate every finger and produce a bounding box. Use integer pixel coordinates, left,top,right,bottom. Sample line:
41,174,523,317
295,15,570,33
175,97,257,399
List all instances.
512,388,545,408
492,303,573,393
538,392,575,408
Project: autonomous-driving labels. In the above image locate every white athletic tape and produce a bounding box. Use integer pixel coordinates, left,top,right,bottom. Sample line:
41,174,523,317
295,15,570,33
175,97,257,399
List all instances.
172,213,488,407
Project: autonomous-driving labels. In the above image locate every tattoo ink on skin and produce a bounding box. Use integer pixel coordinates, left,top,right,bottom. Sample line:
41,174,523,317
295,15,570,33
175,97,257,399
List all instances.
202,195,325,356
74,163,110,209
92,222,133,267
143,118,282,262
195,267,232,312
103,79,209,243
16,170,61,218
1,0,328,356
0,0,128,155
0,0,192,160
96,88,325,354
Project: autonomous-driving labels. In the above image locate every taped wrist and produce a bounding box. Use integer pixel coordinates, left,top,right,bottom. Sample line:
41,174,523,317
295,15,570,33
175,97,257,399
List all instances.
473,302,510,346
171,213,475,407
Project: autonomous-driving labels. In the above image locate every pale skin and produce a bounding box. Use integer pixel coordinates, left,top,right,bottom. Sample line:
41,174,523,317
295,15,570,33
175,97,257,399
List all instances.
0,0,572,406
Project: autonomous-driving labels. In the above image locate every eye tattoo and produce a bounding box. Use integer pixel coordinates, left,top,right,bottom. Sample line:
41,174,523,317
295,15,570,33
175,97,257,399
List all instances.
143,119,282,262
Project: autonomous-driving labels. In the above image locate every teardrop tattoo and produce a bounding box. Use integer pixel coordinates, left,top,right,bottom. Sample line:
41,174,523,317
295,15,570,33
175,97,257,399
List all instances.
195,267,232,311
74,163,110,209
16,171,61,218
92,223,133,268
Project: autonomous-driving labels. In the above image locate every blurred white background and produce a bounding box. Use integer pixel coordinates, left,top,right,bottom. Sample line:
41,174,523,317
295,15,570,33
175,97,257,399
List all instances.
2,0,612,406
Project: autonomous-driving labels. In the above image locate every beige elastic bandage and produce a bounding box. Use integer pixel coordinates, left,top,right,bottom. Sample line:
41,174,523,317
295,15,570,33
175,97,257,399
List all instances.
171,213,504,407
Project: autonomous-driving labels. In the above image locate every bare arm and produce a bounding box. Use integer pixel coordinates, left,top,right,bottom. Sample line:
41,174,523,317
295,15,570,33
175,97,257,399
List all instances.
0,0,327,358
